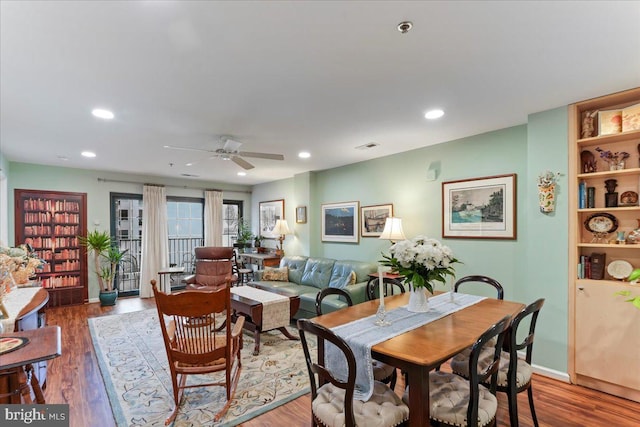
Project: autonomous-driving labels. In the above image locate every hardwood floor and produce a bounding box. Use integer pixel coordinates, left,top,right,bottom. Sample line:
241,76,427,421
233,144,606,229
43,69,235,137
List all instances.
43,296,640,427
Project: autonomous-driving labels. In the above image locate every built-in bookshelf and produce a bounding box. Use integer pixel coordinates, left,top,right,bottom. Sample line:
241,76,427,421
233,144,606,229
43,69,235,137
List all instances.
14,189,88,307
569,87,640,403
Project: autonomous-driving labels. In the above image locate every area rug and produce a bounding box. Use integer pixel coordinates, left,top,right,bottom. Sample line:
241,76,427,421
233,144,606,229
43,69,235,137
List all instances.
88,309,313,426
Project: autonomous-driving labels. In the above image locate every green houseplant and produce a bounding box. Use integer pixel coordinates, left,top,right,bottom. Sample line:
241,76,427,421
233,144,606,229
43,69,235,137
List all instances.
235,218,254,253
79,230,127,306
617,269,640,309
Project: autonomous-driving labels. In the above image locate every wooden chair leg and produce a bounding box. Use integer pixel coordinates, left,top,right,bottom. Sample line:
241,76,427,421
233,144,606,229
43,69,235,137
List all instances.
389,369,398,391
528,385,539,427
508,386,519,427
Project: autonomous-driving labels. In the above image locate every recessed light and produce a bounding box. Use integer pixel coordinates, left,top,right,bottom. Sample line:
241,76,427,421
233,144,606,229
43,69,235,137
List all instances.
81,151,96,158
424,109,444,120
298,151,311,159
185,163,193,166
91,108,114,119
237,172,247,176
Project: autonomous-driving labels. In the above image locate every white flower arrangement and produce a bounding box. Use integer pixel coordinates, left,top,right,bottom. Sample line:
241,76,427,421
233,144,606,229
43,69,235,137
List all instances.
537,170,561,188
380,235,459,293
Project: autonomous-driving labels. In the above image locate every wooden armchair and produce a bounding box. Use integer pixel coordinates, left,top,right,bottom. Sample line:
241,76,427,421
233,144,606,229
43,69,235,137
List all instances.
151,279,245,425
183,246,237,290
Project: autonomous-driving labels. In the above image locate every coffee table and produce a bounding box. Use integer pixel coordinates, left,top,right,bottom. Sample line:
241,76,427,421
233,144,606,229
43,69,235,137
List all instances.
230,287,300,355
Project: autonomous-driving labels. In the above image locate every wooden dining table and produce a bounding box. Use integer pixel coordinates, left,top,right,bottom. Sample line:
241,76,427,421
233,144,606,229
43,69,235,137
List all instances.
311,292,525,427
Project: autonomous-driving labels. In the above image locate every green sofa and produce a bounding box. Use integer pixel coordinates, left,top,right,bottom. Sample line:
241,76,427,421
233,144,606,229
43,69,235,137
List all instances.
248,255,377,319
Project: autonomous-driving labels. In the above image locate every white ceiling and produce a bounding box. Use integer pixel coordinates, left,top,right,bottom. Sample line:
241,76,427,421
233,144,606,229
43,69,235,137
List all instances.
1,1,639,186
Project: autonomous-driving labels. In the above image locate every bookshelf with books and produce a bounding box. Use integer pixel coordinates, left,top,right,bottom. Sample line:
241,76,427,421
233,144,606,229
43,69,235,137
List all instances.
569,87,640,402
14,189,88,307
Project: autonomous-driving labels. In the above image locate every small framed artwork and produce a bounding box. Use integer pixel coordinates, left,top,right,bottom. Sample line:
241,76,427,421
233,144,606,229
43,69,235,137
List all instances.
360,203,393,237
296,206,307,224
321,201,359,243
259,199,285,238
442,174,517,239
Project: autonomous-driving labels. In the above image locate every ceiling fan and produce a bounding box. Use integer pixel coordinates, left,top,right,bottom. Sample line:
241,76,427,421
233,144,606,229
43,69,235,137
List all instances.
163,136,284,170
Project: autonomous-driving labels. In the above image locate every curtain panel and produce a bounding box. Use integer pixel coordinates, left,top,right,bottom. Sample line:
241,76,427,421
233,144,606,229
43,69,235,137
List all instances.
140,185,169,297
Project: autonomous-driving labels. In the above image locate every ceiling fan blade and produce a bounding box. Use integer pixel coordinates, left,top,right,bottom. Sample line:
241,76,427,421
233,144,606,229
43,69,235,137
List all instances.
238,151,285,160
231,156,255,170
163,145,215,153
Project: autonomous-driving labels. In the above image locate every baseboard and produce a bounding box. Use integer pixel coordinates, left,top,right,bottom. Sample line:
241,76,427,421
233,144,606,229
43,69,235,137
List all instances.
88,297,99,303
516,350,571,383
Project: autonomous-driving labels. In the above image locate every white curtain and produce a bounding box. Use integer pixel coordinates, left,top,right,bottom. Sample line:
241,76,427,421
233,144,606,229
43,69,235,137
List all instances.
204,190,223,246
139,185,169,297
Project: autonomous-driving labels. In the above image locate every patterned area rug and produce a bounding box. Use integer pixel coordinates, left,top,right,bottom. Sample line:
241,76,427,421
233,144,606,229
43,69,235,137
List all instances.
88,309,313,426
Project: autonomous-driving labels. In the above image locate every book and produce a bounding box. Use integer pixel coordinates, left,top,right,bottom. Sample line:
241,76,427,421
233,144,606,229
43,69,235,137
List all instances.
622,102,640,132
598,109,623,135
586,187,595,208
578,181,587,209
590,253,606,280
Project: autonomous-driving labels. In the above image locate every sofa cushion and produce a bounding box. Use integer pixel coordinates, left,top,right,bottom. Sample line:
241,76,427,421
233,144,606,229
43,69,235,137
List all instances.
280,256,308,285
301,258,336,289
252,282,318,299
262,266,289,281
329,260,377,288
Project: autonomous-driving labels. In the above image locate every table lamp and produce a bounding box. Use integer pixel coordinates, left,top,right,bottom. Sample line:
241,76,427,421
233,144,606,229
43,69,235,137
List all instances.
272,219,292,255
378,217,406,244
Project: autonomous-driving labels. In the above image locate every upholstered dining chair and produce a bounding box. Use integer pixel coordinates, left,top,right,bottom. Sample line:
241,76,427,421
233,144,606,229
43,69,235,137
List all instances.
454,275,504,300
151,279,245,425
366,278,406,301
450,298,545,427
184,246,237,290
405,315,511,427
315,287,398,390
297,318,409,427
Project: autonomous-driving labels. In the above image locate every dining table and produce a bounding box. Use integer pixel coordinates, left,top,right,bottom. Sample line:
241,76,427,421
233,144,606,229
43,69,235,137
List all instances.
311,292,525,427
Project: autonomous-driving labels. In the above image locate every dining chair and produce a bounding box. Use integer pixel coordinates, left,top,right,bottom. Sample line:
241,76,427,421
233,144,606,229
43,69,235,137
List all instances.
450,298,545,427
151,278,245,425
297,319,409,427
454,275,504,300
366,278,406,301
404,315,511,427
315,287,398,390
232,249,253,285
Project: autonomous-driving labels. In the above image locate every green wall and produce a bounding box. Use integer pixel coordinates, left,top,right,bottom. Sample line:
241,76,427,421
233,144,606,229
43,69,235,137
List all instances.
7,163,252,300
254,108,570,374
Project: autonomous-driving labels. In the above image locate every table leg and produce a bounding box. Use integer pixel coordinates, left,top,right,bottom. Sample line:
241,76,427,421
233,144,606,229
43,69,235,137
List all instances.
407,365,430,427
276,327,300,341
26,364,45,404
253,330,261,356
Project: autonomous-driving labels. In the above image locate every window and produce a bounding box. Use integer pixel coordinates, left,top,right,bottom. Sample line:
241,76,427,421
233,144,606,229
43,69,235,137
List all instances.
222,201,243,247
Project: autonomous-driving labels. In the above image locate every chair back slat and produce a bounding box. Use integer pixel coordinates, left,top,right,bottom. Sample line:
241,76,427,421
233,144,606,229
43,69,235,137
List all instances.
315,287,353,315
366,279,405,301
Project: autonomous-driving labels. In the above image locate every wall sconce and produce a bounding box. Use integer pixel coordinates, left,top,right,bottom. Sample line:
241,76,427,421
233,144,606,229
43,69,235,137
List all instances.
272,219,293,255
379,217,406,243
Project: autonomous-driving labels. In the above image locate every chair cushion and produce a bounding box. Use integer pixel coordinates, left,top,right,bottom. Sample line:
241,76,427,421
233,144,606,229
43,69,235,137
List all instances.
450,349,533,389
313,380,409,427
372,360,396,382
404,371,497,427
262,266,289,281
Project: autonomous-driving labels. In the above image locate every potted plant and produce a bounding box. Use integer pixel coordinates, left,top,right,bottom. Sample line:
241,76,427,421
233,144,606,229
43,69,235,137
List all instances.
617,269,640,310
79,230,127,306
234,218,254,253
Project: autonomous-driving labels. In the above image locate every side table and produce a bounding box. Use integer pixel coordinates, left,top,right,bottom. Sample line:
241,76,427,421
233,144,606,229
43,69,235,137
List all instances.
366,272,406,300
0,325,61,404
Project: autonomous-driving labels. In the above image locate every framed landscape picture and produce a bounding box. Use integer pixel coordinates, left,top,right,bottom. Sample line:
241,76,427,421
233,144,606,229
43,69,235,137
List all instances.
442,174,516,239
321,201,359,243
259,199,284,238
360,203,393,237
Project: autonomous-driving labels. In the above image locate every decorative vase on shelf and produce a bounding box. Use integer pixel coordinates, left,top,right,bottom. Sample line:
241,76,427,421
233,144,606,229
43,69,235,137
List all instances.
407,282,430,313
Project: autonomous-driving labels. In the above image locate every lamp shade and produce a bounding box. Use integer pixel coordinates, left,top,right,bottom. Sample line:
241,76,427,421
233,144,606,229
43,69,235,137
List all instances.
379,217,406,241
272,219,292,236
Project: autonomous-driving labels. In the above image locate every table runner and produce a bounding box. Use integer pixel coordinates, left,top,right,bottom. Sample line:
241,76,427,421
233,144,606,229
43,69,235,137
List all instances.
231,286,290,331
0,286,42,332
326,292,486,400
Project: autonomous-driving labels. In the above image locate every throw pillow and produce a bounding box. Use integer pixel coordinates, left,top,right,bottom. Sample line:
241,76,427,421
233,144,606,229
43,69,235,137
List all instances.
262,266,289,282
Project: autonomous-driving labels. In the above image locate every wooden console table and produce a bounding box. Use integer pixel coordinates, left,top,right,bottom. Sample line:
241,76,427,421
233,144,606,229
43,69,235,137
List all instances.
0,326,61,404
240,253,281,269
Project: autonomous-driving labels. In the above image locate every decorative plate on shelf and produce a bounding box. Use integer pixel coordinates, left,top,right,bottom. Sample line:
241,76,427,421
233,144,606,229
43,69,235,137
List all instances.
584,213,618,234
607,260,633,280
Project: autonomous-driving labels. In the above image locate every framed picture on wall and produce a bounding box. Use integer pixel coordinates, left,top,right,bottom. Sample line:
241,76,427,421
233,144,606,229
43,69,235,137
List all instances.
442,174,517,239
296,206,307,224
321,201,359,243
259,199,284,238
360,203,393,237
